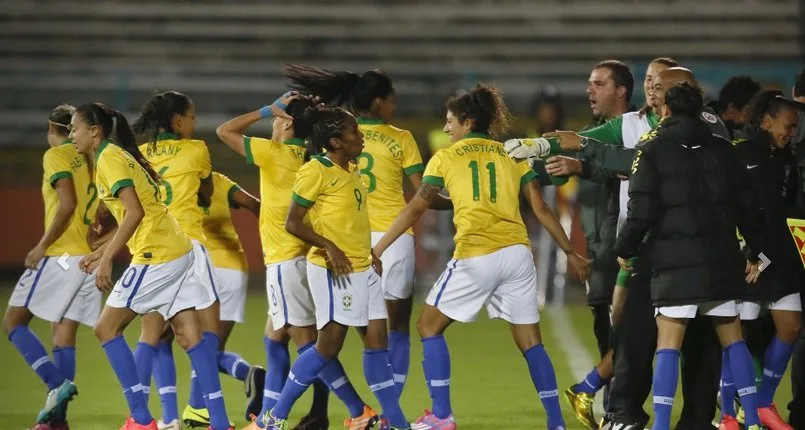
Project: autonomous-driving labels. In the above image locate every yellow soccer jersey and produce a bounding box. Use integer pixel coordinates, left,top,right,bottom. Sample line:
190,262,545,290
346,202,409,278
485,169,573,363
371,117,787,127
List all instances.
422,133,538,259
356,118,424,233
41,140,96,256
244,136,309,264
139,133,211,242
95,141,191,264
292,156,371,272
201,172,248,272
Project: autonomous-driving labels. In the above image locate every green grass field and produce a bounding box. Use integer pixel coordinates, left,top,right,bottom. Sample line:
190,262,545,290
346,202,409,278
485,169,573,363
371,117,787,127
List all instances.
0,287,794,430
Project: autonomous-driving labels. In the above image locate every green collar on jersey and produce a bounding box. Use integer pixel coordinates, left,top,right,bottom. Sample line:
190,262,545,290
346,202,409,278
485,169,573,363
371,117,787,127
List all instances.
311,154,334,167
96,140,112,158
647,111,660,128
463,132,489,139
356,117,385,125
284,137,306,147
156,132,179,141
59,139,73,146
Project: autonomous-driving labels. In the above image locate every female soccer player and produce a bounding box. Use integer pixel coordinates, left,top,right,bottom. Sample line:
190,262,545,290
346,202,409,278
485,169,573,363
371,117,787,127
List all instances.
217,94,379,430
69,103,233,430
614,83,766,430
722,90,803,430
261,104,408,430
3,104,101,428
283,65,452,398
374,83,589,430
133,91,257,428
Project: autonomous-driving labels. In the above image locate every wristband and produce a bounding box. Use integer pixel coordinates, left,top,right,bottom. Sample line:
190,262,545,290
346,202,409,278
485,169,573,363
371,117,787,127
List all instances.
273,99,288,111
259,106,272,119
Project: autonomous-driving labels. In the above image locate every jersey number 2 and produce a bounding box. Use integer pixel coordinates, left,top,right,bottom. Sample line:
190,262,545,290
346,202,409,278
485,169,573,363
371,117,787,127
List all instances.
82,183,98,225
468,161,497,203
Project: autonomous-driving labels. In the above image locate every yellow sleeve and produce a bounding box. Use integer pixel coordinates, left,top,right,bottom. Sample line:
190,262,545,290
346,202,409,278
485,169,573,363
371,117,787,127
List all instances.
43,149,72,188
292,162,323,208
197,141,212,179
400,131,425,176
517,159,539,186
103,153,136,197
244,136,280,168
422,151,445,187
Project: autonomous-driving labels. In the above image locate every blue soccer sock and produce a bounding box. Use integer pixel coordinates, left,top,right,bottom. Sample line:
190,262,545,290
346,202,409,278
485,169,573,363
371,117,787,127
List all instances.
153,340,179,423
364,349,408,428
102,336,152,425
758,336,795,407
133,342,156,401
575,367,605,395
186,340,230,430
725,340,760,427
652,349,680,430
296,342,332,417
422,335,452,420
258,337,290,427
388,330,410,396
52,346,76,382
9,326,64,390
524,344,564,429
720,350,737,417
218,351,251,381
188,332,219,410
317,354,363,418
272,346,329,420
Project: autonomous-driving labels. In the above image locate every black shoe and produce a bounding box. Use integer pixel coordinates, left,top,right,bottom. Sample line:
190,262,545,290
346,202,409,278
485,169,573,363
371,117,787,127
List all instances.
244,365,266,422
292,413,329,430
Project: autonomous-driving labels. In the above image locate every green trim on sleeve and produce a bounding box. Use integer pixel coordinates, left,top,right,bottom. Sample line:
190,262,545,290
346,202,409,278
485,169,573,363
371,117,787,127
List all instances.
244,136,255,165
422,175,444,187
403,163,425,176
520,170,538,186
292,192,315,208
110,179,134,197
227,184,241,208
49,171,72,188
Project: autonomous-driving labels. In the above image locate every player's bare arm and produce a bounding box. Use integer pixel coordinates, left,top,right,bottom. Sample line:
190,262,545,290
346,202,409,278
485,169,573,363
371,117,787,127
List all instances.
285,200,352,275
216,92,300,156
25,177,78,269
522,180,591,280
375,182,437,257
197,175,214,207
231,188,261,217
408,172,452,210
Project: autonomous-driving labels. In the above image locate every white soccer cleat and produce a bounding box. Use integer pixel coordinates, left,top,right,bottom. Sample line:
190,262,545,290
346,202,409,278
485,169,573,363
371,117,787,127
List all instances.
157,418,182,430
503,137,551,162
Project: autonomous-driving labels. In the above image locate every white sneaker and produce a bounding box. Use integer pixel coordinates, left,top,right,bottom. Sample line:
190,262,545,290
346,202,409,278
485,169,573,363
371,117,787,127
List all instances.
157,418,181,430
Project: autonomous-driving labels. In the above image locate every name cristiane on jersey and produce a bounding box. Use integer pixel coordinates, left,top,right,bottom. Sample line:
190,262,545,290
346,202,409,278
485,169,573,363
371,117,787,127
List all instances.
146,145,183,158
363,130,402,157
453,143,507,157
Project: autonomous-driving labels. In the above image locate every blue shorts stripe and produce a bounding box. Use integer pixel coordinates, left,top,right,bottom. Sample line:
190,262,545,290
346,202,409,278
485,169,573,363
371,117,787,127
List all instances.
277,264,289,323
326,269,334,322
433,260,457,307
200,246,219,299
126,266,150,308
24,257,51,308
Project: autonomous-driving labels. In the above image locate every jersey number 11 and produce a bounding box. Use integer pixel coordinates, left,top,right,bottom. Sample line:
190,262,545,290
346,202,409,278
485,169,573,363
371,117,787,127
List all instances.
468,161,496,203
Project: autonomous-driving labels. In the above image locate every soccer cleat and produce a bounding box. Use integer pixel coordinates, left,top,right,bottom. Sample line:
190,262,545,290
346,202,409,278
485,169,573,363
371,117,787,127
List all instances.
157,418,182,430
719,415,740,430
29,422,69,430
120,417,159,430
182,406,210,428
758,404,793,430
262,411,289,430
411,409,456,430
563,386,596,429
378,416,412,430
244,366,266,422
36,381,78,423
597,412,613,429
292,412,329,430
343,405,381,430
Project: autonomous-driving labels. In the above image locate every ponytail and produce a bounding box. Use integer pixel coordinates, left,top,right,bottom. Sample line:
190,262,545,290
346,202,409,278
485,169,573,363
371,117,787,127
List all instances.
132,91,193,146
446,83,512,138
284,64,394,113
76,103,161,183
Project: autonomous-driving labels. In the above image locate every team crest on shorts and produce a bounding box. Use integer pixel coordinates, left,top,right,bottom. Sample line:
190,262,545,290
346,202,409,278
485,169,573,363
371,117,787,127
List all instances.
342,293,352,310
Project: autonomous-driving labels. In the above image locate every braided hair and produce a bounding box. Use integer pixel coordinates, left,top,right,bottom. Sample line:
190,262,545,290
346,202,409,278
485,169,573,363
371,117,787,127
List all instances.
298,105,353,160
